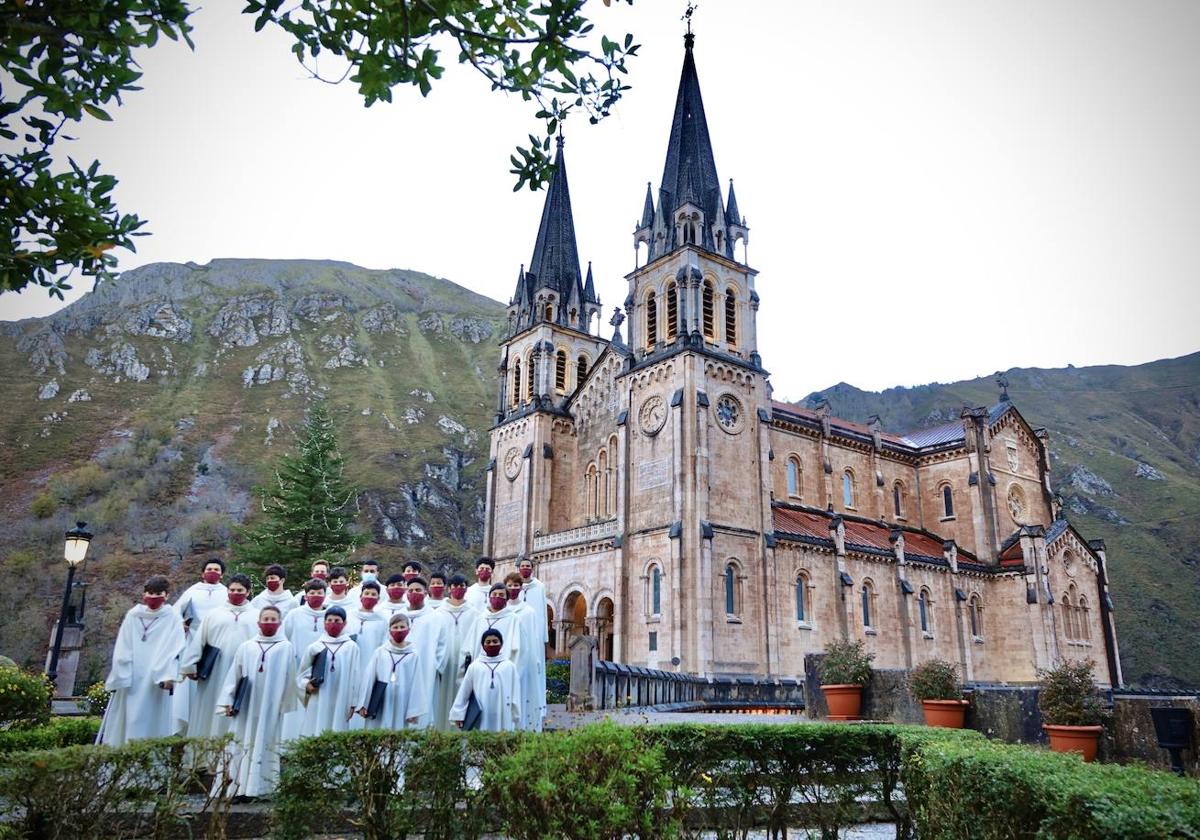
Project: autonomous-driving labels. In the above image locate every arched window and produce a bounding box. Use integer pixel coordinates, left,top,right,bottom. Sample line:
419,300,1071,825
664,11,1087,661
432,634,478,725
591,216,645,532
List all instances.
651,566,662,615
1062,589,1076,640
585,463,598,519
554,349,567,393
645,291,658,348
795,572,809,623
843,470,856,509
861,580,875,628
786,456,801,498
569,307,578,325
724,564,736,615
511,359,522,407
969,594,983,640
702,280,716,340
598,449,609,517
893,481,905,518
941,484,955,518
576,354,589,385
524,351,534,402
666,282,679,341
724,288,737,346
918,588,931,634
1078,596,1090,640
607,435,619,515
544,301,554,321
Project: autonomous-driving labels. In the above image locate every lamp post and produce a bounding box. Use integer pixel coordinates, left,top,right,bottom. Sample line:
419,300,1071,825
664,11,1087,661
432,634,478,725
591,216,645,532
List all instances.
46,521,92,695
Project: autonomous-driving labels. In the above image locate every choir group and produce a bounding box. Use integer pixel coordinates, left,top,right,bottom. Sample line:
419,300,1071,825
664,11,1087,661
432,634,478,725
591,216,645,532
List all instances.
95,556,547,796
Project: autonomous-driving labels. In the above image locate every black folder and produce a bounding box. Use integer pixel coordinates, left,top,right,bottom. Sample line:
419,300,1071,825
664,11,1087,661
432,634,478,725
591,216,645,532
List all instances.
463,692,482,731
309,649,328,689
366,679,387,719
196,643,220,680
180,600,197,627
229,676,250,717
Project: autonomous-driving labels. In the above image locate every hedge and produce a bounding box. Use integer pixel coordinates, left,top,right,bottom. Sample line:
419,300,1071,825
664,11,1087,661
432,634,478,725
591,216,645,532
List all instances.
903,735,1200,839
0,717,100,754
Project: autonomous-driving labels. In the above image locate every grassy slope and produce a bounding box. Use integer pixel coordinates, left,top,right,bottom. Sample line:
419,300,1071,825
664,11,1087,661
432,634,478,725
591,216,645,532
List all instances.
800,352,1200,688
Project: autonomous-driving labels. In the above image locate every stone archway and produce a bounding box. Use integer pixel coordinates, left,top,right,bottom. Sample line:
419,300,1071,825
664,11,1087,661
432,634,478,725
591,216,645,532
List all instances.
559,590,587,655
546,604,556,656
595,597,615,662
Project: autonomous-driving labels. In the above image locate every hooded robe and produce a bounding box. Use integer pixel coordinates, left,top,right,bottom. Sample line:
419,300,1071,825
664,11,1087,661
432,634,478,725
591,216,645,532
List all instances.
280,602,327,740
449,653,521,732
358,640,427,730
180,602,258,739
404,603,450,729
433,601,478,730
296,634,361,736
97,602,185,745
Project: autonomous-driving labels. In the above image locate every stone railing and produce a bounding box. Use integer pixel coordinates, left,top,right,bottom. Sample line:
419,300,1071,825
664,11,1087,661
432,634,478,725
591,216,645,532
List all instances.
533,518,618,551
591,660,806,712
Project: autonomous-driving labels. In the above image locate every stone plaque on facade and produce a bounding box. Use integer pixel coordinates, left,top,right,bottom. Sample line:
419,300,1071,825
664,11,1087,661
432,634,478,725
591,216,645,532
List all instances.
637,457,669,490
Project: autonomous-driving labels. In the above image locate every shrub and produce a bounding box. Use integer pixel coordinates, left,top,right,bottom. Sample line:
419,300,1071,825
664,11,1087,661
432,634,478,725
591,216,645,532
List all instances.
1038,659,1106,726
909,659,962,701
545,658,569,704
0,665,52,729
30,491,57,519
83,682,111,717
49,462,110,505
0,717,100,753
490,721,673,840
819,639,874,686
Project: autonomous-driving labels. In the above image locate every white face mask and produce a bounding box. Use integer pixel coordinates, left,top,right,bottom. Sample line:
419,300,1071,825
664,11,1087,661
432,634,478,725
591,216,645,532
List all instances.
362,572,377,584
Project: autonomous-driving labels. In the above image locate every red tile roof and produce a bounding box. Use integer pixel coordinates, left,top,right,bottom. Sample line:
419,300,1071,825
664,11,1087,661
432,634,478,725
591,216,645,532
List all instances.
772,506,952,561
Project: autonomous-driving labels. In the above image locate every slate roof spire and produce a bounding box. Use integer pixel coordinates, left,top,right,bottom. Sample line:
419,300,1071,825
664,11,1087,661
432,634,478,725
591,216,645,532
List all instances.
726,179,742,226
526,134,583,302
639,182,655,229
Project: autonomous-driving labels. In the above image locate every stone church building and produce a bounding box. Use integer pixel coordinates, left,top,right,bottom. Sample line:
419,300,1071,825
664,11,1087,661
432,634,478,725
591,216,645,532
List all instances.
483,34,1123,687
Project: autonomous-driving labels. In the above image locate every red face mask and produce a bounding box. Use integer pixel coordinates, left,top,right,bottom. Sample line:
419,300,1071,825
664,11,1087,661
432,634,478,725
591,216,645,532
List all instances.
489,595,507,611
477,567,492,582
390,628,409,644
402,571,418,582
506,586,521,602
482,639,503,657
265,579,282,592
143,594,166,611
228,591,248,606
324,619,344,638
312,570,328,580
450,585,467,600
361,595,379,610
519,567,532,579
387,586,405,601
330,583,348,596
407,591,426,609
202,570,221,584
306,594,325,610
258,621,280,637
429,584,445,599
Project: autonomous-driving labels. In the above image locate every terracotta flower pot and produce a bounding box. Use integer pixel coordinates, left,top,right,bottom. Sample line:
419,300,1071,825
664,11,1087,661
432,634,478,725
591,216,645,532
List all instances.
1043,724,1103,762
822,684,863,720
921,699,968,728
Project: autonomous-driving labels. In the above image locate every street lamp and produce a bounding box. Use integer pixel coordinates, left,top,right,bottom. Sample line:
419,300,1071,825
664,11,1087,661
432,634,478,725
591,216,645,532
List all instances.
46,521,92,695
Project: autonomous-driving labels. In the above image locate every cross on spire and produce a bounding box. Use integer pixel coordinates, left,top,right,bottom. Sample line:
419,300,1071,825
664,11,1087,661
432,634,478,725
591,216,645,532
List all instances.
997,373,1011,402
683,1,698,36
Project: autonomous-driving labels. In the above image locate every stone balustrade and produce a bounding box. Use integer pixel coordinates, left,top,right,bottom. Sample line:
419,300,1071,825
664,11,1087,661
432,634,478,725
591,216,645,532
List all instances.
533,518,618,551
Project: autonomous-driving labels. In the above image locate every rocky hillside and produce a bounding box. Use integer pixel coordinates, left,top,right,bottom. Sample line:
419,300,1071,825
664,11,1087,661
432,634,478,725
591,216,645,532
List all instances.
800,352,1200,689
0,259,505,686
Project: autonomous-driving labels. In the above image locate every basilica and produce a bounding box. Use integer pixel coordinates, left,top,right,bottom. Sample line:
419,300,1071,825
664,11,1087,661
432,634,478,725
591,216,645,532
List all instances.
483,33,1123,687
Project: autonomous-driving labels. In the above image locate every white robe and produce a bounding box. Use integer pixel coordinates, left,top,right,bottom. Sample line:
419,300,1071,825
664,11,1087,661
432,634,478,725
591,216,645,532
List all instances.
325,592,355,613
461,608,521,665
98,603,185,745
250,588,297,617
379,600,408,620
180,603,258,739
173,581,228,734
350,609,386,662
280,604,327,740
427,597,446,611
449,654,521,732
507,601,546,731
434,602,478,730
296,635,360,736
521,577,549,644
464,581,493,613
217,635,299,798
358,642,427,730
404,604,450,728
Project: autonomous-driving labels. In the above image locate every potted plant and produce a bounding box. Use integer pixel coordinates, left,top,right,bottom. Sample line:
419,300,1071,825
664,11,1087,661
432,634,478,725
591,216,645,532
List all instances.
819,639,874,720
1038,659,1107,762
909,659,968,728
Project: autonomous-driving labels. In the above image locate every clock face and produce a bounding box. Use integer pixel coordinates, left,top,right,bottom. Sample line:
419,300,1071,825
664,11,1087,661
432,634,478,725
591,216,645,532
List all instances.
715,394,744,434
503,447,522,480
639,395,667,436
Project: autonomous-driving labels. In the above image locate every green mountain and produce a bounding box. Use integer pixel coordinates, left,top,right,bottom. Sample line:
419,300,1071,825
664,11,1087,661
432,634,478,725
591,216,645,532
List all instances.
0,259,505,687
798,352,1200,689
2,258,1195,691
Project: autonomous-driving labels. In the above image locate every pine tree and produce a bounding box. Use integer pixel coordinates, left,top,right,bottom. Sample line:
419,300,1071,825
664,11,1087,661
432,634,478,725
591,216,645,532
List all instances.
233,403,366,579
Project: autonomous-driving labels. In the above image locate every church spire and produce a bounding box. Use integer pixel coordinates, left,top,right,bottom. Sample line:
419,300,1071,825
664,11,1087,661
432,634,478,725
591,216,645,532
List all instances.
639,181,655,229
726,179,742,226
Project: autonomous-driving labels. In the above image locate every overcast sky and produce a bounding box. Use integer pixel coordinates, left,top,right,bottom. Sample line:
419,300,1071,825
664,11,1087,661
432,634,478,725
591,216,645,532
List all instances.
2,1,1198,400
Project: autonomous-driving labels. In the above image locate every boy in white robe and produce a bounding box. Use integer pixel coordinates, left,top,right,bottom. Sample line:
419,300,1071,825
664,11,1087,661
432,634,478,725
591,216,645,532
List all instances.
180,574,258,740
325,565,355,612
97,575,185,745
427,570,448,610
172,557,227,734
450,628,520,732
403,576,450,729
518,558,549,649
347,558,381,602
357,613,427,729
217,605,299,798
433,573,478,730
349,580,387,660
504,572,546,731
380,574,409,619
462,583,521,665
280,579,328,740
294,559,330,608
250,563,295,617
296,606,360,735
401,560,423,583
464,558,494,612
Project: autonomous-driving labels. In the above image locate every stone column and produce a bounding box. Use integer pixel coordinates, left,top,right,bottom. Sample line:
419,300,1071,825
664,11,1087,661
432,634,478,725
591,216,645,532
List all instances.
891,529,914,669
